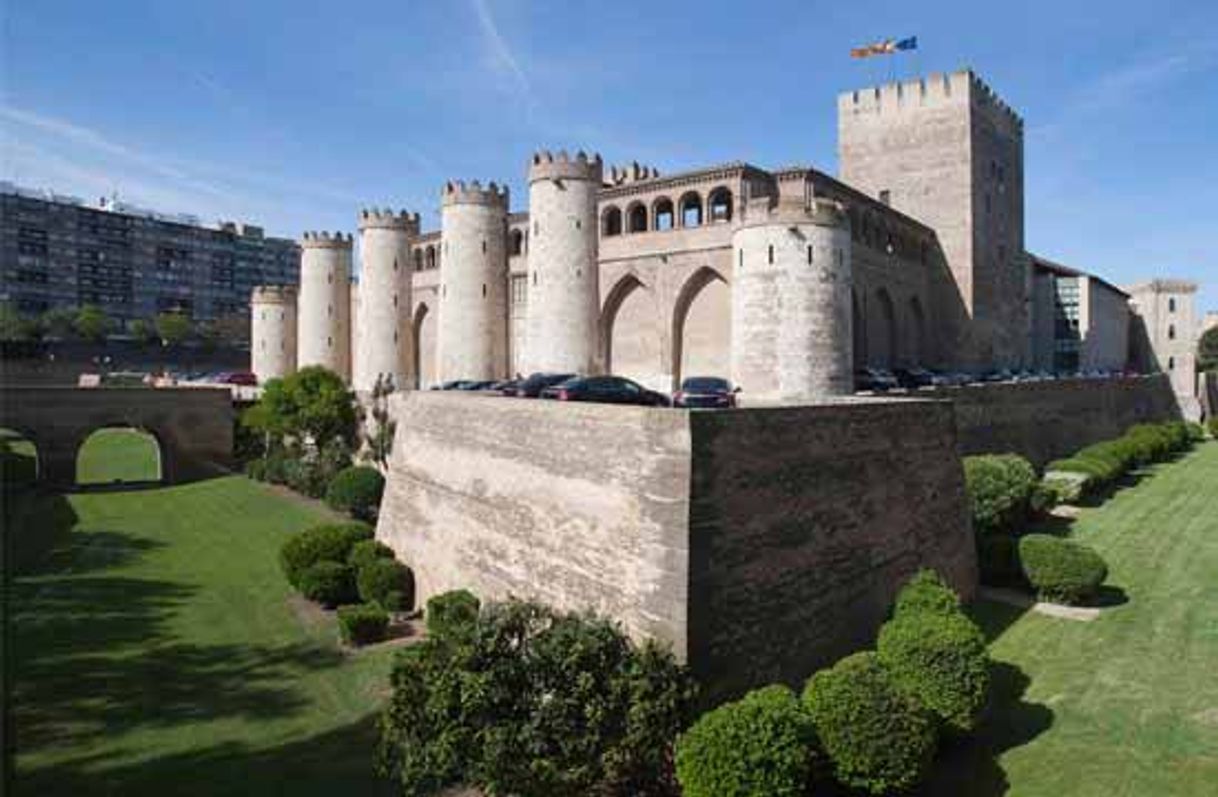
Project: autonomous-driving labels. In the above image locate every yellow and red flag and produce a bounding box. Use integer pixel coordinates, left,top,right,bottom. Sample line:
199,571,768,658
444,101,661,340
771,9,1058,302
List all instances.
851,36,918,59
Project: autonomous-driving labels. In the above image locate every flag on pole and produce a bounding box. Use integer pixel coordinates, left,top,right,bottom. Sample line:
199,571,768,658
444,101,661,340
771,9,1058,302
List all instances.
850,36,918,59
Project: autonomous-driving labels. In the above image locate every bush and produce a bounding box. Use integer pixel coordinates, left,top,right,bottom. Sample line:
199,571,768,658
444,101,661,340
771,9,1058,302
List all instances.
892,569,960,618
426,589,481,642
1029,482,1058,515
1017,534,1108,605
675,684,819,797
1208,416,1218,439
1041,470,1087,504
326,465,385,522
357,558,415,611
338,602,390,645
299,560,358,608
348,538,395,571
803,651,936,794
877,610,990,733
377,599,696,797
963,453,1038,535
1185,421,1205,443
976,533,1022,586
279,521,373,588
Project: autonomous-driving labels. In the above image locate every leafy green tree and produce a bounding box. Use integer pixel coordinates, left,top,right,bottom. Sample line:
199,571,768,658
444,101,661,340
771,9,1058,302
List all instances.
253,366,358,449
0,302,41,342
155,312,193,346
365,373,397,469
41,307,77,339
129,317,158,345
74,304,112,342
1199,326,1218,373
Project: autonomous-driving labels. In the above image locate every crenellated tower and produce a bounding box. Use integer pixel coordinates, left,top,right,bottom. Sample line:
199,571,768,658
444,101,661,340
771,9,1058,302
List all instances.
731,194,853,400
355,208,420,392
297,231,353,380
249,285,298,384
437,181,510,382
525,149,603,375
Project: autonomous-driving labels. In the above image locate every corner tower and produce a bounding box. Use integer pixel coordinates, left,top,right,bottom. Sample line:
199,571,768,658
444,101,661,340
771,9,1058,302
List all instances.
250,285,298,384
297,231,353,380
730,195,853,399
525,150,603,375
838,70,1027,367
437,181,510,382
356,209,419,392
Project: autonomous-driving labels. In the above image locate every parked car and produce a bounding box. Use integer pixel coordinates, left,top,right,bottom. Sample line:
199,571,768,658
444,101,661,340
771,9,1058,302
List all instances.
854,368,898,392
219,371,258,386
892,367,938,389
673,376,738,409
457,380,497,391
541,375,670,407
512,372,578,398
433,379,474,390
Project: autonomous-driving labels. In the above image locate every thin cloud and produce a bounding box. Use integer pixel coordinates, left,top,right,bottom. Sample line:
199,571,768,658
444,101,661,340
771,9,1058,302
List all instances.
470,0,534,105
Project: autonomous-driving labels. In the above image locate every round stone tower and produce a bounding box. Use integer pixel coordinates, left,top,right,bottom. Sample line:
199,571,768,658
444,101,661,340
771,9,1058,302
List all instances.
730,196,853,400
296,231,353,380
525,150,603,375
355,208,419,393
436,180,510,382
249,285,297,384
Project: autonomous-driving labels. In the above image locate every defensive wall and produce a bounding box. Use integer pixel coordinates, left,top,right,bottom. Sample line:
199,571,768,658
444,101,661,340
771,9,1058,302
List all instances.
375,391,975,702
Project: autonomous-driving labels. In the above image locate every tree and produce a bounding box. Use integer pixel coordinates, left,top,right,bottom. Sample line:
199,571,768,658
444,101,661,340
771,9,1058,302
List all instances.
74,304,112,342
203,312,251,346
0,302,41,342
254,366,358,449
155,312,193,346
365,373,397,469
40,307,77,339
129,318,158,345
1199,326,1218,373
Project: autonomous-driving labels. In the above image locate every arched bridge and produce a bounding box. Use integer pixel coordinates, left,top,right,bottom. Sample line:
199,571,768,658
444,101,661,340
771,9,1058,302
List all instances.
0,387,234,486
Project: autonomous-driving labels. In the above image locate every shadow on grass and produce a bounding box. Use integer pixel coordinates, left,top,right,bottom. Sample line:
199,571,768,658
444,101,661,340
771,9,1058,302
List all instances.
1092,584,1129,608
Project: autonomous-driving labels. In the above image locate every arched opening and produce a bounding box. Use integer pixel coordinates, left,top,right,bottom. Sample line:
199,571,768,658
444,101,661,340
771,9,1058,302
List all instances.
708,187,733,223
76,427,162,486
413,302,436,388
1168,324,1176,340
425,246,437,270
627,202,648,233
672,266,730,389
868,288,897,368
908,297,926,366
601,206,623,237
679,192,703,228
601,274,663,388
414,249,423,271
852,289,866,369
1,427,40,486
509,229,524,256
653,197,675,231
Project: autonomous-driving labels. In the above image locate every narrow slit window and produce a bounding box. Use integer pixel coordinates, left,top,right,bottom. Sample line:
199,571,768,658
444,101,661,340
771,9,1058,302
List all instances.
768,245,774,265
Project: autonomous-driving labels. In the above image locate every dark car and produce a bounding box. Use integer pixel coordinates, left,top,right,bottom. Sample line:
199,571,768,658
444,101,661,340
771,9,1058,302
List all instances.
512,372,578,398
854,368,898,392
541,375,669,407
892,367,938,389
223,371,258,386
673,376,737,409
458,380,497,391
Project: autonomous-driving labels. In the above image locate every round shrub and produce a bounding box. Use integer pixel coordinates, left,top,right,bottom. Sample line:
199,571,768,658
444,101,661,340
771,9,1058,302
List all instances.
675,684,820,797
357,558,415,612
963,453,1038,535
1017,534,1108,605
892,569,960,618
426,589,481,642
338,602,390,645
876,610,990,733
326,465,385,521
299,560,358,608
278,521,373,588
803,651,937,795
348,538,395,571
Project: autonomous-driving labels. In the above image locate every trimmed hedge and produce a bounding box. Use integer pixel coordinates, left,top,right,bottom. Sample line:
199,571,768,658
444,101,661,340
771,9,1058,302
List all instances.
963,454,1038,535
892,570,960,619
325,465,385,521
803,651,937,795
299,560,358,608
675,684,820,797
1047,420,1194,496
348,538,395,571
877,610,990,733
278,521,373,588
426,589,481,642
1018,534,1108,605
357,558,415,612
338,602,390,645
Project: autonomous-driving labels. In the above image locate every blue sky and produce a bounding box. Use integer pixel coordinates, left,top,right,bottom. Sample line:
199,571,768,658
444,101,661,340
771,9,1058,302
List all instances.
2,0,1214,312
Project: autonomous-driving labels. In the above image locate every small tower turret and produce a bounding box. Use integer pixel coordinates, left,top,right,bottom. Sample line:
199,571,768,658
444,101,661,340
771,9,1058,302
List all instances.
297,231,353,380
250,285,298,384
355,208,420,392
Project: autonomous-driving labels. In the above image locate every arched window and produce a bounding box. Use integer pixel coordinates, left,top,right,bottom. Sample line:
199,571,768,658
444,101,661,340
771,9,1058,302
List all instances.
1168,324,1176,340
510,229,524,256
1169,297,1176,313
708,187,733,223
414,249,423,271
678,192,703,228
627,202,647,233
425,245,436,270
653,197,674,231
601,206,623,237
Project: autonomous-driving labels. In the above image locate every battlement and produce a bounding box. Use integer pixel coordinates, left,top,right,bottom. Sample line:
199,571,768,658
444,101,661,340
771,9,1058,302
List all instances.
529,149,604,183
607,161,661,186
442,180,509,209
739,194,848,230
358,208,421,233
250,284,297,304
300,231,353,249
839,69,1023,133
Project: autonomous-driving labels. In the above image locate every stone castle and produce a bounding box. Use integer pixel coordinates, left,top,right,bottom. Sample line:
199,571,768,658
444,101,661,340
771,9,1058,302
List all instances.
250,69,1199,407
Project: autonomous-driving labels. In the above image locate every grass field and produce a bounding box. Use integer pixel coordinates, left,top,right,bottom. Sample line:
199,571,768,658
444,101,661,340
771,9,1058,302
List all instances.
923,441,1218,796
9,475,399,796
76,427,162,484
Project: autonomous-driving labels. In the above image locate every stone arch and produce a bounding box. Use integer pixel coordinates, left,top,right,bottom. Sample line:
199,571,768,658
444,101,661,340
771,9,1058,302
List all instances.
74,424,164,486
672,266,730,389
678,191,703,228
653,197,675,231
600,273,662,385
601,206,623,237
413,249,423,272
708,186,733,223
413,301,436,388
626,202,648,233
907,296,926,366
1,425,41,483
868,288,897,368
852,288,866,369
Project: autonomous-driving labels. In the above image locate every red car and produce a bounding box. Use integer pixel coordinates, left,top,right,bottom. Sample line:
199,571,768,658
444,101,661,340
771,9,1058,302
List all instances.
219,371,258,386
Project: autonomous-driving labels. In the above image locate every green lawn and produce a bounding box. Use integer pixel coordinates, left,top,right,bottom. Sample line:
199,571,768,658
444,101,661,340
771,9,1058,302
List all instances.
10,476,399,796
924,441,1218,796
76,427,162,484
